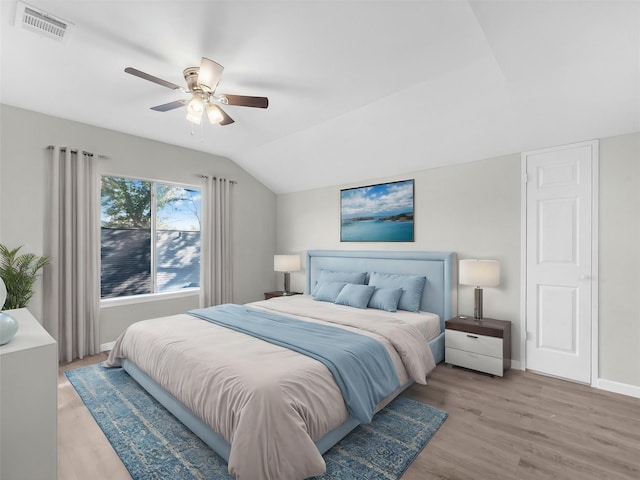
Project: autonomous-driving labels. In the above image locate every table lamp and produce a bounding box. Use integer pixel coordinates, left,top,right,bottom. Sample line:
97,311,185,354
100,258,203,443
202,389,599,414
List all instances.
459,259,500,319
274,254,301,294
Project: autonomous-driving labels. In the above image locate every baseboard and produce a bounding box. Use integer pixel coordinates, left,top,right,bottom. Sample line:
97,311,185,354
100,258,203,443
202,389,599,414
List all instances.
515,362,639,399
100,341,116,352
597,378,640,399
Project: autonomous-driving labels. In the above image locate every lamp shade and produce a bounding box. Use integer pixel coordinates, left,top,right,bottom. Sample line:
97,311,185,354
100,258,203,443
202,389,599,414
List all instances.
206,103,224,124
186,96,204,124
459,259,500,287
274,254,301,273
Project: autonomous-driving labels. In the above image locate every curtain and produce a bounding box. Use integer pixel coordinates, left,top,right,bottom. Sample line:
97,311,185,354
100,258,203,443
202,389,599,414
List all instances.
200,176,234,307
43,146,100,362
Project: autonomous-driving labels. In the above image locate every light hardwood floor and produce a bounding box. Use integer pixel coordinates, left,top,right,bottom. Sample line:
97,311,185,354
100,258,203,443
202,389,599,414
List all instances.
59,355,640,480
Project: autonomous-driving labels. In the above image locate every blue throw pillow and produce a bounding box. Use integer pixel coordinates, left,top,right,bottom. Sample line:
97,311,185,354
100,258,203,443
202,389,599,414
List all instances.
335,284,376,309
311,270,367,295
368,287,403,312
314,282,347,303
368,272,426,312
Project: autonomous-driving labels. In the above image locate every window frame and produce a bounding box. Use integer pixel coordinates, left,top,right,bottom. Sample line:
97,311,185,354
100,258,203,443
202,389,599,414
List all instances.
99,173,202,305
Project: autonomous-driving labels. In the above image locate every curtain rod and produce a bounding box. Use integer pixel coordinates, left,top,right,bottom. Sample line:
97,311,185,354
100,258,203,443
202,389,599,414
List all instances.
198,174,238,185
46,145,108,158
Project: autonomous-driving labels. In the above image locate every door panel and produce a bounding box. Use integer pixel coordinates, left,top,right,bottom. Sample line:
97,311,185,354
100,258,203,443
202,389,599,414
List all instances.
538,198,577,263
524,142,596,384
537,284,577,352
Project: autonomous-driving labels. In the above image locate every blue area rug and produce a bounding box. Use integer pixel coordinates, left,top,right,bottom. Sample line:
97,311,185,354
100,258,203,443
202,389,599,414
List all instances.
66,364,447,480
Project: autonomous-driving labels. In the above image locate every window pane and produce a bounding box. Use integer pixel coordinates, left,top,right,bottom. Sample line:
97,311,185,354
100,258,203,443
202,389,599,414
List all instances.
155,184,201,293
100,177,152,298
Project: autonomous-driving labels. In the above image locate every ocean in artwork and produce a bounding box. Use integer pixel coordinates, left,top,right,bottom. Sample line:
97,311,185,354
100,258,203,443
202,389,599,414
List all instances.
341,218,414,242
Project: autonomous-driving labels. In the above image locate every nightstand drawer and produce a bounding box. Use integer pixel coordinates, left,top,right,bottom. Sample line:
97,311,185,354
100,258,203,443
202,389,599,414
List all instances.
445,329,502,358
445,348,504,377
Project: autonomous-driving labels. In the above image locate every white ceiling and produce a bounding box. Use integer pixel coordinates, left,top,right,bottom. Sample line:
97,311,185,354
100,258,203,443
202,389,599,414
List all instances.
1,0,639,194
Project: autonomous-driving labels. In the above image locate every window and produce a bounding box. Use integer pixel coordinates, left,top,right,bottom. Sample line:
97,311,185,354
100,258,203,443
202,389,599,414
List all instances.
100,176,201,299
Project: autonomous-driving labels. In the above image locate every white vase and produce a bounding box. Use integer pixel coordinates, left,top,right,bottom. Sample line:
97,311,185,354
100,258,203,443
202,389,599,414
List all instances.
0,312,18,345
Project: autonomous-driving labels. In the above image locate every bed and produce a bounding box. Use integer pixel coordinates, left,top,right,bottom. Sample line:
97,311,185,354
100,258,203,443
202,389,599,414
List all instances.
105,250,457,480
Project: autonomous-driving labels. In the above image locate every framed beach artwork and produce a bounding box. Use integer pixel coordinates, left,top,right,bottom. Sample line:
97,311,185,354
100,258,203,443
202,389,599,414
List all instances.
340,179,415,242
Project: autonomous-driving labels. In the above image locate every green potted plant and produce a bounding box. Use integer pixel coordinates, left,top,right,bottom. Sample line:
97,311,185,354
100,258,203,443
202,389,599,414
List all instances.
0,244,49,310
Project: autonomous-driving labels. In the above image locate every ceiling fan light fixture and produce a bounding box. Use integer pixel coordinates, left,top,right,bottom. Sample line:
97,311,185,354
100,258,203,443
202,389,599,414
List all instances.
206,104,224,124
197,57,224,94
185,109,202,125
186,95,204,124
187,95,204,113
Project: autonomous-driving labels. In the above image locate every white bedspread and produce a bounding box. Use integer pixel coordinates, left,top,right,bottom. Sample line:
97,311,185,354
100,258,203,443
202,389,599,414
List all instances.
105,297,436,480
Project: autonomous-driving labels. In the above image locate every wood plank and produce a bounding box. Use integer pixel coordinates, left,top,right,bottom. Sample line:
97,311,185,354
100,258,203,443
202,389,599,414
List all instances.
403,366,640,480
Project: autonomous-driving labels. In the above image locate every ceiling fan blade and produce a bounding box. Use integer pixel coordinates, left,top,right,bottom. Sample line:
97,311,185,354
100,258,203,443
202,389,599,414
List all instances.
219,94,269,109
125,67,182,90
197,57,224,93
217,106,235,126
150,99,189,112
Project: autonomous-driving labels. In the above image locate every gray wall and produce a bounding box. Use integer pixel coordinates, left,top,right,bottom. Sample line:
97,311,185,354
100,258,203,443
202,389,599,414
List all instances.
277,132,640,389
599,133,640,387
0,105,277,345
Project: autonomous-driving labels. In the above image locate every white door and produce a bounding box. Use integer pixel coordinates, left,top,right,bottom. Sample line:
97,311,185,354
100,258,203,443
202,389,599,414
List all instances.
523,141,597,384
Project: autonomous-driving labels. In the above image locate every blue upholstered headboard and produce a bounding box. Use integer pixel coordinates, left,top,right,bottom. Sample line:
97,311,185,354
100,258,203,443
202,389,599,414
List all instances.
306,250,458,330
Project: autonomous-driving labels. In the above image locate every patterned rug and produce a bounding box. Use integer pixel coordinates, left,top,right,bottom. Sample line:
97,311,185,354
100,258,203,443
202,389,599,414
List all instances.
66,364,447,480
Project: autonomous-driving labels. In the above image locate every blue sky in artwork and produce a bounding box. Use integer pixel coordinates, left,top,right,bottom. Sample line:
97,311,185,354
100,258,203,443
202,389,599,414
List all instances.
341,180,414,219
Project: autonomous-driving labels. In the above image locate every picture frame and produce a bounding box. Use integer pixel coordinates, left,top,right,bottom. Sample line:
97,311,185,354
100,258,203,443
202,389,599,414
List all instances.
340,179,414,242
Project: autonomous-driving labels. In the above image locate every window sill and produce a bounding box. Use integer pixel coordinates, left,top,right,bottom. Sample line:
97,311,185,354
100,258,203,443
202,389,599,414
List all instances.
100,288,200,309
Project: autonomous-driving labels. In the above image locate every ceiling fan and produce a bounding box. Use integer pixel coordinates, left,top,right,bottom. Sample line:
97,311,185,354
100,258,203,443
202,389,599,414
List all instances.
125,57,269,126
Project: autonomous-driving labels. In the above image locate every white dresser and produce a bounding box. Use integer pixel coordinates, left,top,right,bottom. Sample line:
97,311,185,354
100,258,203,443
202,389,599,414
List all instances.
0,308,57,480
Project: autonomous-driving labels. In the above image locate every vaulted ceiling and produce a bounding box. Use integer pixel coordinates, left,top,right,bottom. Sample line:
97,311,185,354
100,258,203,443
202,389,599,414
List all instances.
1,1,638,194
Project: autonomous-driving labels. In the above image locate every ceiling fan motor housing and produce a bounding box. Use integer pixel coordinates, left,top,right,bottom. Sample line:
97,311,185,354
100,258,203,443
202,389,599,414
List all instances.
183,67,208,94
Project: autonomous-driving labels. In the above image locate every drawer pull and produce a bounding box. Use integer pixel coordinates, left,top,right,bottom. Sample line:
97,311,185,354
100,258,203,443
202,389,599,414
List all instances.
466,334,479,339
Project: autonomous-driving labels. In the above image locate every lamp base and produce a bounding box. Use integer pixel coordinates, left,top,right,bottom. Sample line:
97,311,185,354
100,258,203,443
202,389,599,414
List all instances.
473,287,484,320
283,272,291,294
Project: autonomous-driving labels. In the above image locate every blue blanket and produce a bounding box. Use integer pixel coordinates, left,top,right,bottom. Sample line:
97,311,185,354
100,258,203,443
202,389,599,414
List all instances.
188,304,401,423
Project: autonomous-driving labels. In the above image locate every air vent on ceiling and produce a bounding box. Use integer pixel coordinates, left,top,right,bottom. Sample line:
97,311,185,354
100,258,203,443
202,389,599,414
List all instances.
14,1,74,42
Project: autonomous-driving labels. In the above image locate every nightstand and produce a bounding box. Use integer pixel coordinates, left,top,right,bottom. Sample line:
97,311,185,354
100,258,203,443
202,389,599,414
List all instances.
264,291,302,300
445,316,511,377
